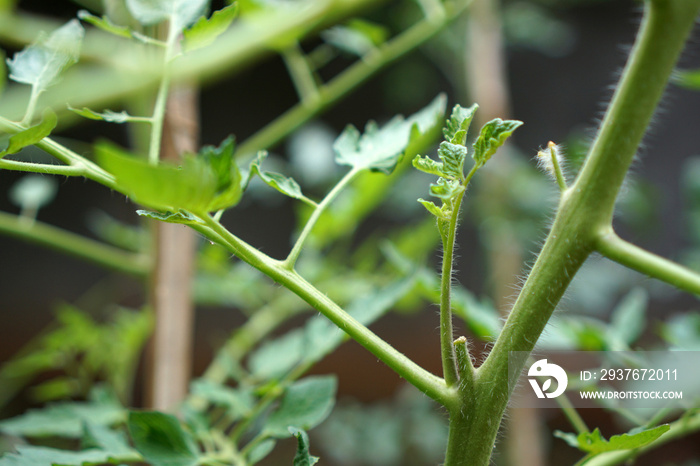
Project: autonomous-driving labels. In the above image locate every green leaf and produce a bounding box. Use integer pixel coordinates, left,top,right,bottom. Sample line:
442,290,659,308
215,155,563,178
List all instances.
607,287,647,349
263,376,337,438
437,141,468,180
443,103,478,145
321,19,388,56
81,422,138,459
417,198,449,219
0,109,57,157
0,445,131,466
128,411,200,466
184,3,239,52
125,0,207,33
554,425,670,454
247,439,276,464
429,177,463,201
333,100,442,174
7,19,84,91
189,379,255,421
77,10,134,39
472,118,523,166
97,137,241,214
250,152,306,201
199,135,243,209
68,106,133,123
290,428,319,466
412,154,445,178
0,395,124,438
136,209,204,224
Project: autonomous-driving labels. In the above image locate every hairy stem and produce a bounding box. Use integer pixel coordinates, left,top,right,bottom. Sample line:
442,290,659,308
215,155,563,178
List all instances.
443,1,700,463
440,191,465,387
198,215,453,407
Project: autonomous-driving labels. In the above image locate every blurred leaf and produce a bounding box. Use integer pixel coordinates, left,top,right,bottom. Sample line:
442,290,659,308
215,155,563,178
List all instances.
9,174,58,211
127,411,200,466
250,152,307,201
0,445,133,466
0,391,124,438
125,0,207,32
333,95,446,174
184,3,239,51
309,95,445,247
247,439,276,464
68,106,133,123
607,288,647,350
263,376,336,438
472,118,522,166
661,313,700,350
443,103,477,146
249,275,417,379
0,109,57,158
7,19,83,91
451,288,502,339
554,425,669,454
78,10,133,38
321,19,388,56
189,379,254,421
290,428,319,466
81,422,138,458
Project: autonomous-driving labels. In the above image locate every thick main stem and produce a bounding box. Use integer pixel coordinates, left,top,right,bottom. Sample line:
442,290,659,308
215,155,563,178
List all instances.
444,1,700,464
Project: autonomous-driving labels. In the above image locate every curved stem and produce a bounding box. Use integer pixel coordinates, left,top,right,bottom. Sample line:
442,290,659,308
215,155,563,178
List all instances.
0,115,117,189
283,167,360,269
198,214,452,407
595,228,700,296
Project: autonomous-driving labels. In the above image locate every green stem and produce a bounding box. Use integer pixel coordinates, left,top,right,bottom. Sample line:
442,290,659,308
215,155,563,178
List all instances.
198,214,452,407
0,116,117,189
283,167,360,269
556,392,589,435
549,142,567,191
440,190,465,387
236,0,471,156
595,229,700,296
282,43,320,104
0,210,150,276
443,1,700,463
0,159,85,176
147,25,178,164
21,86,42,126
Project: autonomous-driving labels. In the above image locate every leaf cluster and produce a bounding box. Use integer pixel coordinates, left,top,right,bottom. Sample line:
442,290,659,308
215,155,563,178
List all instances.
413,103,522,225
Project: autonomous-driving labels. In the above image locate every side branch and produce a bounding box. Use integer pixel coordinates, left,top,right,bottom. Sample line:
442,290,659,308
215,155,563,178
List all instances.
198,215,453,407
595,228,700,296
0,210,150,277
